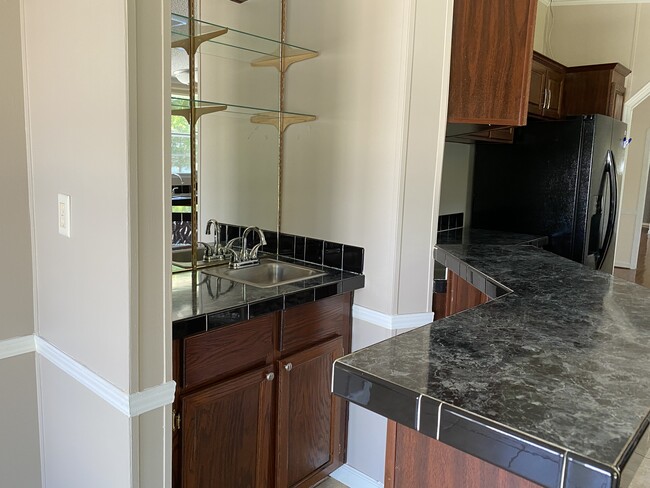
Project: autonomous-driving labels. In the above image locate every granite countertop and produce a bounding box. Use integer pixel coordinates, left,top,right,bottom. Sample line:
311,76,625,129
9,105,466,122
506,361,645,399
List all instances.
172,253,364,339
334,244,650,488
436,228,549,247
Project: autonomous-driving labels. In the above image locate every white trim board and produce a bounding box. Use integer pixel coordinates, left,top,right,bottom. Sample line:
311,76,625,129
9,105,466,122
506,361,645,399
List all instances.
0,334,36,360
352,305,434,330
0,334,175,417
330,464,383,488
544,0,650,5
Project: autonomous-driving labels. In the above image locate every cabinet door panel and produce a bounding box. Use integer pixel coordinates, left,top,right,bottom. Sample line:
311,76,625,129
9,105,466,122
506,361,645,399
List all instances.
528,60,546,116
181,366,273,488
276,337,344,488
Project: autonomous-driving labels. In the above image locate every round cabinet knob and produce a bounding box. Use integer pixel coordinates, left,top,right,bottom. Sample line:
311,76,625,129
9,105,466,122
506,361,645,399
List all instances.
285,363,293,372
266,372,275,382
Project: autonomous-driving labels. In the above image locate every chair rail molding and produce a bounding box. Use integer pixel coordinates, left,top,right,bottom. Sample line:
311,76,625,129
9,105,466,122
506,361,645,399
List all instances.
0,334,175,417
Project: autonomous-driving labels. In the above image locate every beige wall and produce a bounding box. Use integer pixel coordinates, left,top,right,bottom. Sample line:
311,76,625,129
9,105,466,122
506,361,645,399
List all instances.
0,0,41,484
1,0,34,341
534,0,550,55
0,355,41,488
38,358,131,487
23,0,131,390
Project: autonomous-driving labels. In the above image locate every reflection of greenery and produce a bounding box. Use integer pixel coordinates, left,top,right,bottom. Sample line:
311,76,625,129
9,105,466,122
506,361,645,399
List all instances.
171,115,191,174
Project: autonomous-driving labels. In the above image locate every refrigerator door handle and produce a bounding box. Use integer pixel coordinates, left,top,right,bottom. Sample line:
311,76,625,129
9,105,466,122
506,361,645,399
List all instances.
595,150,618,270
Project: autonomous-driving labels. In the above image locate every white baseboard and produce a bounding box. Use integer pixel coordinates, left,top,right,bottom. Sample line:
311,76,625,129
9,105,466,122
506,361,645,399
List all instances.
352,305,433,330
330,464,383,488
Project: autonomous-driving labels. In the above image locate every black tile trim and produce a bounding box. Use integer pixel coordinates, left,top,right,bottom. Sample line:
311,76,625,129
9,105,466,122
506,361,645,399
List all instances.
564,454,617,488
249,296,284,318
332,362,420,429
439,405,565,488
284,289,315,309
172,315,207,340
433,279,447,294
207,306,248,331
341,275,365,293
315,283,339,300
418,395,441,438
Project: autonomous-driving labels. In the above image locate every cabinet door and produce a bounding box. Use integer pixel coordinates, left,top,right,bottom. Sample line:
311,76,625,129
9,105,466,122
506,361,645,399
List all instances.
444,270,489,316
609,82,626,120
180,366,274,488
276,337,345,488
528,59,546,117
447,0,537,125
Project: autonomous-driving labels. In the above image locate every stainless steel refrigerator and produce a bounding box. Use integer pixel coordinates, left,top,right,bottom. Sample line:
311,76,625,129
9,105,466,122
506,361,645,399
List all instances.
471,114,628,273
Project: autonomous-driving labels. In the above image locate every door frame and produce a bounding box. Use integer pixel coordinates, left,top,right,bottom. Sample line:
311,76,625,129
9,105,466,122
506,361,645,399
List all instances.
616,81,650,269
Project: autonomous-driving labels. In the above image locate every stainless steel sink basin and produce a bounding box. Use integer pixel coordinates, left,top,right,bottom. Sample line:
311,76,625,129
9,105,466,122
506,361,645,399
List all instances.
203,259,327,288
172,247,206,269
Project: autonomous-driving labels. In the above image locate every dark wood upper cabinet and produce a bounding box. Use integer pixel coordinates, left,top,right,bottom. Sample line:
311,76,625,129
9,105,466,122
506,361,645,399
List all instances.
564,62,631,120
528,52,565,120
447,0,538,126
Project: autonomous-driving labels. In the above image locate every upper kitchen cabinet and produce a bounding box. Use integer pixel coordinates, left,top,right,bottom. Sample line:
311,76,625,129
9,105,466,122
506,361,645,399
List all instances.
447,0,537,126
564,62,631,121
528,52,565,120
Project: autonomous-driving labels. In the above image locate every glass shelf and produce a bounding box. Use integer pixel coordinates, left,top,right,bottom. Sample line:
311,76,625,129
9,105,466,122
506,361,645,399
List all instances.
171,14,318,71
171,97,316,131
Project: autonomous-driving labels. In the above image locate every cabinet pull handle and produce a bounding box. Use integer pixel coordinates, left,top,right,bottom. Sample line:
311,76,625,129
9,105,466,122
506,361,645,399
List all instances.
546,88,551,109
266,372,275,381
285,363,293,372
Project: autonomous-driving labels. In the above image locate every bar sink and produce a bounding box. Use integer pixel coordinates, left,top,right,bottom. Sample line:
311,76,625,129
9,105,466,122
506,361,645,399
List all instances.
203,259,327,288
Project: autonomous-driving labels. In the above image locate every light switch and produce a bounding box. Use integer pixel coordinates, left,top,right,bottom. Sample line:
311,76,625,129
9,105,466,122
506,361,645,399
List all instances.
58,193,71,237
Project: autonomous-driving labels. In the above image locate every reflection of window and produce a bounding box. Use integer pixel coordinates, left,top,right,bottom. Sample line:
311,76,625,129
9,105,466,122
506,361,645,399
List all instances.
171,115,191,175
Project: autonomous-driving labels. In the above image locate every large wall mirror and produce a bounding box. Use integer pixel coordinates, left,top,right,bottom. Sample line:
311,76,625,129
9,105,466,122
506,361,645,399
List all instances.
171,0,283,257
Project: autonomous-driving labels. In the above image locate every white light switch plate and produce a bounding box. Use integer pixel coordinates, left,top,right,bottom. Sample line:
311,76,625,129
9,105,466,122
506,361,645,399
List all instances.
58,193,71,237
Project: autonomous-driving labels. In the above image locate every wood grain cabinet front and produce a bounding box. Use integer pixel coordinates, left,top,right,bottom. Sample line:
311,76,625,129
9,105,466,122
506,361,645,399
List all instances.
172,292,353,488
528,52,565,120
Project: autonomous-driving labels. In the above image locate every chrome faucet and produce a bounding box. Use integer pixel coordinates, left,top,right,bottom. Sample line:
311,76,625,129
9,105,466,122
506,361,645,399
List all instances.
205,219,226,261
226,226,267,269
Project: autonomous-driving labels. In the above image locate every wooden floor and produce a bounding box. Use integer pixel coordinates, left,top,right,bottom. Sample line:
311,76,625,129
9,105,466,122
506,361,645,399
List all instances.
614,228,650,287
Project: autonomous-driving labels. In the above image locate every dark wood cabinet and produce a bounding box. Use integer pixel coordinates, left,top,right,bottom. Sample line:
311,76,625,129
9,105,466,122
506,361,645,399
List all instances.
564,62,631,120
447,0,537,126
180,366,274,488
173,293,353,488
433,270,489,319
385,421,542,488
528,52,565,120
276,337,345,488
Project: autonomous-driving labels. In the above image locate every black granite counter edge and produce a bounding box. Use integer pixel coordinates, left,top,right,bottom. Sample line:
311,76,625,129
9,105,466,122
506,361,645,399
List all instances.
173,270,365,340
434,246,512,299
333,361,627,488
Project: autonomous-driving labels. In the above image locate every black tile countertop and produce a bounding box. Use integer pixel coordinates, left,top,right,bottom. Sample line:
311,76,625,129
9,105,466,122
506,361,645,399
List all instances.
333,244,650,488
436,228,549,247
172,254,365,340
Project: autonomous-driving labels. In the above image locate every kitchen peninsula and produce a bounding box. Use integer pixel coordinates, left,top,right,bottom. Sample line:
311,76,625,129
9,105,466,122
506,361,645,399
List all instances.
333,244,650,488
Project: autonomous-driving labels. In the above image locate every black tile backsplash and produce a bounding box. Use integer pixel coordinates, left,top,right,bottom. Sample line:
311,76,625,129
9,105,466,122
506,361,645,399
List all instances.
305,238,323,265
438,212,464,231
225,224,242,242
278,233,296,257
343,245,364,274
295,236,306,261
262,229,278,254
324,242,343,269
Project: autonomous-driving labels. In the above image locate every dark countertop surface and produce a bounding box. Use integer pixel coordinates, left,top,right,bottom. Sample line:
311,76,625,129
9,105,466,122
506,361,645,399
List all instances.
334,244,650,488
172,254,364,339
436,228,549,247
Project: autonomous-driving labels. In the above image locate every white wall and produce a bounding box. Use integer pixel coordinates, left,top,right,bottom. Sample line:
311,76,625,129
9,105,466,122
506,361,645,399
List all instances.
0,0,41,483
439,143,474,218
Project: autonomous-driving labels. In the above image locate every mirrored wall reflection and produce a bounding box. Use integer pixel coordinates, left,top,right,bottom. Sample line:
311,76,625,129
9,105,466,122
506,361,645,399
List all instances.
170,0,283,253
